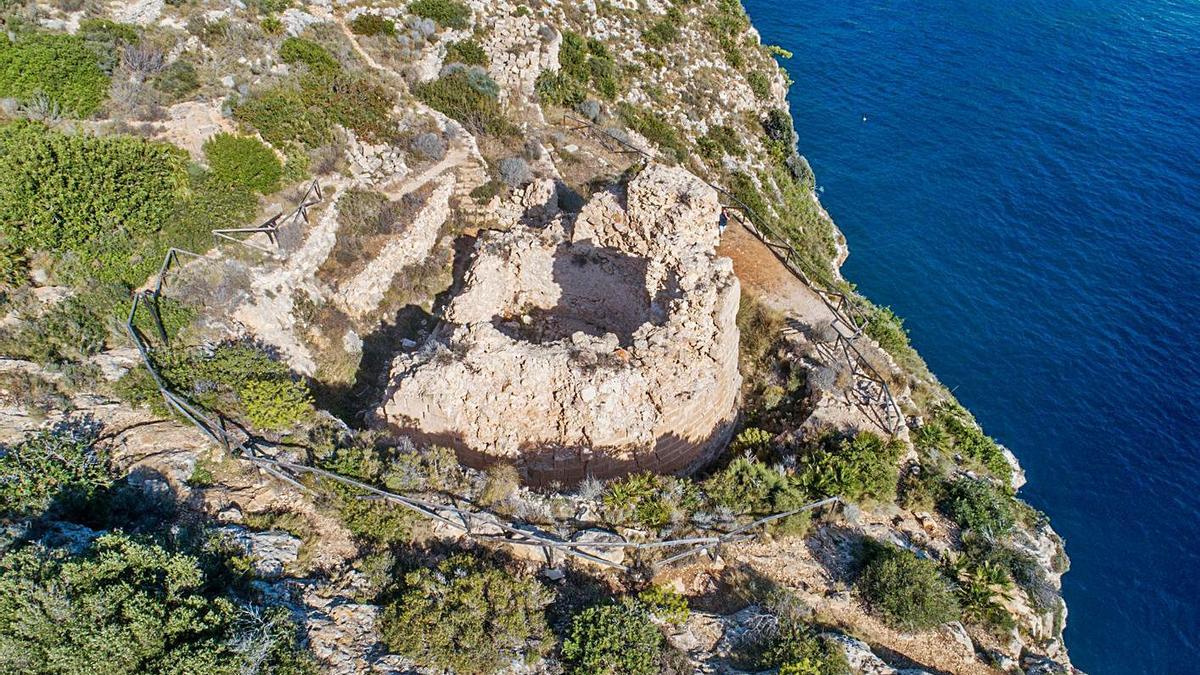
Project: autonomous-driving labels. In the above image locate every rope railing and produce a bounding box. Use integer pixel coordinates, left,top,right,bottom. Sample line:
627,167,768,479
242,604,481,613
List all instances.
560,113,903,434
121,177,844,573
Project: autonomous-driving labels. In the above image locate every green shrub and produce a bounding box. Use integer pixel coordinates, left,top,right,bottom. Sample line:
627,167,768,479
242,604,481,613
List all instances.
153,342,314,431
0,423,109,520
856,542,959,631
0,33,109,116
561,598,665,675
326,481,415,546
940,478,1015,536
0,121,188,283
794,431,904,504
603,472,674,529
728,166,838,286
865,305,910,356
748,70,771,99
77,18,139,74
278,37,339,74
445,39,488,66
260,16,284,35
705,457,812,534
350,14,395,36
203,133,283,194
638,585,689,626
409,0,471,29
413,69,512,136
0,532,315,675
381,554,552,673
239,378,313,430
758,620,850,675
535,31,621,106
234,84,331,148
154,59,200,100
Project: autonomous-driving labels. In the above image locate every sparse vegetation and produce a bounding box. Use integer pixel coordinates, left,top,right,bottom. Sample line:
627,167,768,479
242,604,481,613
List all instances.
618,103,687,162
535,31,621,106
278,37,339,74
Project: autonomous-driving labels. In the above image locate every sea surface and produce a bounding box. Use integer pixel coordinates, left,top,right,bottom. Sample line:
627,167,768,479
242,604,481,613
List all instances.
741,1,1200,671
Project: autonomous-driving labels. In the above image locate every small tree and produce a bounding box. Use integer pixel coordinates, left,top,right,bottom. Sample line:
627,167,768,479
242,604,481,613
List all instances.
856,542,959,632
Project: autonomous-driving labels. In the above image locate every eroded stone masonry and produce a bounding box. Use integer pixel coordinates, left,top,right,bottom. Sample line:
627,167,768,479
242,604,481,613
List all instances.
375,164,741,483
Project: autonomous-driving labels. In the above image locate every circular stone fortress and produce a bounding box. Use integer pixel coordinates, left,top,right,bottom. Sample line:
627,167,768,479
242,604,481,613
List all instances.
375,164,741,483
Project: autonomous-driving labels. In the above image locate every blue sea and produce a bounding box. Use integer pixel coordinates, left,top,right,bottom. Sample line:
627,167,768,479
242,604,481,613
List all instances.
742,1,1200,672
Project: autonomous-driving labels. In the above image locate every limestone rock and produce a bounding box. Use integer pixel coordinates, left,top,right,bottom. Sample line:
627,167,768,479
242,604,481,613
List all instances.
218,525,302,578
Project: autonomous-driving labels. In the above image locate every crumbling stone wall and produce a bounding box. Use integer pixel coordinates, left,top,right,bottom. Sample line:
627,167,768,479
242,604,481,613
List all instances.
375,164,741,483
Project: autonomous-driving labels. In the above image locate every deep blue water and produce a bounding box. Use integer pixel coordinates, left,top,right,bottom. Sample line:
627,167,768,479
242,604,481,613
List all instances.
742,1,1200,672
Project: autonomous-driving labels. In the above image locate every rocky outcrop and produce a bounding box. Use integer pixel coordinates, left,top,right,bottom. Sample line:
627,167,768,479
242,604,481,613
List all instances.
375,164,741,483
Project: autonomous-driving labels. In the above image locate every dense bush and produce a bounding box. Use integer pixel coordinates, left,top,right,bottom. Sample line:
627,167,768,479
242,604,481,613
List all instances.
638,585,689,626
380,554,552,673
413,68,512,136
940,478,1015,536
793,431,905,504
705,457,812,535
561,597,666,675
0,533,315,674
278,37,339,74
408,0,471,29
757,620,850,675
0,423,108,520
203,133,283,194
350,13,395,36
0,33,109,116
445,38,488,66
856,542,960,631
535,31,621,106
0,122,189,283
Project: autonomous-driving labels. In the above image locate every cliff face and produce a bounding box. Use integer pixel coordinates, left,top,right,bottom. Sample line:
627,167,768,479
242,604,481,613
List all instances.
0,0,1075,672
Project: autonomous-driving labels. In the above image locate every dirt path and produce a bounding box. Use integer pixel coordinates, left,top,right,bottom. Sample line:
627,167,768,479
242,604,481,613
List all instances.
717,223,833,328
